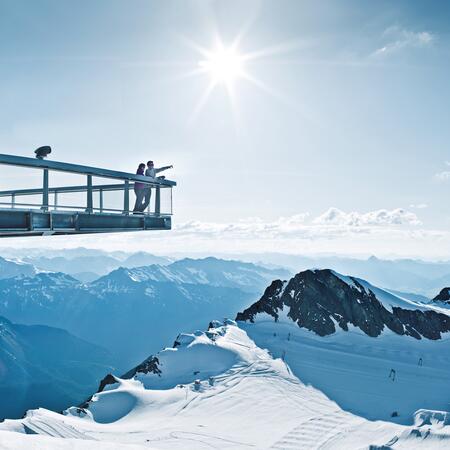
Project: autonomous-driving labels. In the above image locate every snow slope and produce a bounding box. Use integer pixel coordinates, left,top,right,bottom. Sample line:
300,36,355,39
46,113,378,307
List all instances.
241,319,450,424
1,321,449,450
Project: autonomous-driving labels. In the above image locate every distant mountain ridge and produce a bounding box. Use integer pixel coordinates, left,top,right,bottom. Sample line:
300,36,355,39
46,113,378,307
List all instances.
0,256,37,279
222,252,450,297
236,269,450,340
95,257,290,293
4,247,450,297
0,258,287,369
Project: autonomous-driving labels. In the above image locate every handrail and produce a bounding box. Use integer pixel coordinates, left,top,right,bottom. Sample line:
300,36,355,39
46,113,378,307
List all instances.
0,182,171,197
0,154,176,187
0,153,175,217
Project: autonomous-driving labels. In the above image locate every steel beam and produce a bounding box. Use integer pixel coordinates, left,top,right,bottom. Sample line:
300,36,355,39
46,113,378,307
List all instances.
0,153,176,186
0,209,171,237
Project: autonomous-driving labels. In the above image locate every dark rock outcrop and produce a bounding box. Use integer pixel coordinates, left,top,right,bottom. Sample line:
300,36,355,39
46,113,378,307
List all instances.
433,288,450,304
80,356,162,408
236,269,450,340
122,356,162,379
79,373,119,408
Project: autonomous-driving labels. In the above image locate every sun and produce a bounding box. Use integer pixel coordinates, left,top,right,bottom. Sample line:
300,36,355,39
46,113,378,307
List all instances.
183,33,296,122
198,46,244,85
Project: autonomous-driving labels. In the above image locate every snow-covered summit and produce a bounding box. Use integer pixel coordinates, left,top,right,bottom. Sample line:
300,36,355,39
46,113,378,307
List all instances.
1,319,450,449
236,268,450,340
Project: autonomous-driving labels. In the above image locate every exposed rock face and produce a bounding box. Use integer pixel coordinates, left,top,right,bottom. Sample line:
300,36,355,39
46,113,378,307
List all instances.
97,374,119,393
122,356,162,379
236,269,450,340
79,374,119,408
433,288,450,304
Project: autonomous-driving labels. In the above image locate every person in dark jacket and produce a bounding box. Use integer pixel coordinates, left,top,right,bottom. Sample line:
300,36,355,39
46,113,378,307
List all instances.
133,163,146,213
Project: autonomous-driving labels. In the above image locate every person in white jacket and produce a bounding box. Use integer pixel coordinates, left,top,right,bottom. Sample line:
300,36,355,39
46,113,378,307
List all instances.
141,160,173,212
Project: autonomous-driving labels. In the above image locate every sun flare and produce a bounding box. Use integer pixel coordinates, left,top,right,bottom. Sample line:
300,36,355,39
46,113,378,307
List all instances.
199,47,244,85
184,34,296,122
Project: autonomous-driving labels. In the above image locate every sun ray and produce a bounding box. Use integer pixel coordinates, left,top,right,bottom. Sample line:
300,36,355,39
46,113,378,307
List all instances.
180,29,305,124
189,78,217,125
241,39,306,62
239,71,299,111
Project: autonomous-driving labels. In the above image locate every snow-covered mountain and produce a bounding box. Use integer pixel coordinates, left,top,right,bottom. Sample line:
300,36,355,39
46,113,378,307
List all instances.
0,259,287,369
95,257,290,293
1,319,449,449
0,316,114,420
237,269,450,339
237,269,450,423
19,251,171,281
0,256,36,279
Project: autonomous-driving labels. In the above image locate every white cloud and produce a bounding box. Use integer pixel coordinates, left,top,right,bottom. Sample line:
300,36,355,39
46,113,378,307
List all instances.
312,207,421,227
435,171,450,182
434,162,450,182
410,203,428,209
175,213,310,239
173,207,421,243
373,26,435,56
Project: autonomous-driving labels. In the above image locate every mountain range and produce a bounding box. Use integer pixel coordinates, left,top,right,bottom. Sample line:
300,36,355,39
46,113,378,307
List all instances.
0,316,114,420
1,250,450,448
0,257,289,370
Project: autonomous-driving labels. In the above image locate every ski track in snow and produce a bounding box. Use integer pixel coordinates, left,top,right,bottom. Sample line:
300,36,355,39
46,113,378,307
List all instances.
1,321,450,449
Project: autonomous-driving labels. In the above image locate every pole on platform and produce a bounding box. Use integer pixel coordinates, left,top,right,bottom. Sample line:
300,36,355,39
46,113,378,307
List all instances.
155,187,160,216
99,188,104,213
42,169,49,211
123,180,130,214
86,175,93,213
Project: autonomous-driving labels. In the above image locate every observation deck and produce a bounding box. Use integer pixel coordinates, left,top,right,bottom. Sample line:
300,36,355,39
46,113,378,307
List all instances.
0,153,176,237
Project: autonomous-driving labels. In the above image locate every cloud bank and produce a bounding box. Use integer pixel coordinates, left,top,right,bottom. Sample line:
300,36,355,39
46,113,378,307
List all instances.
174,207,421,240
373,26,434,56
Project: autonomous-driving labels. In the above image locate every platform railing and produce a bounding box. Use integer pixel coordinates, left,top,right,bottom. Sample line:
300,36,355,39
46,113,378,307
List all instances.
0,154,175,217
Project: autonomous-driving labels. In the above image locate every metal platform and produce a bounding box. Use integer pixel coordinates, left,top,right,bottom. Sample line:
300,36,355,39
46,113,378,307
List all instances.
0,153,176,237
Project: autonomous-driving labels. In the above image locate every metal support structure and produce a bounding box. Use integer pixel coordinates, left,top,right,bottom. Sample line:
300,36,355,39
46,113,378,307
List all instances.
42,169,49,212
0,153,175,237
155,187,160,216
86,175,93,213
123,180,130,214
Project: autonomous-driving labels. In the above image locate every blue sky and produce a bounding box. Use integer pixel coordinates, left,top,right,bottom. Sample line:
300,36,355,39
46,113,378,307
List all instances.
0,0,449,257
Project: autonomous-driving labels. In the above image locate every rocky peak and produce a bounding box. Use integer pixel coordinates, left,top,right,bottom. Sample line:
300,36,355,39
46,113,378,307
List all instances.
236,269,450,340
433,288,450,304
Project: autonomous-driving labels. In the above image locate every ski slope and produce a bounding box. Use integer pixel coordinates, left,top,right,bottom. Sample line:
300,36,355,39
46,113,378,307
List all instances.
1,321,449,449
241,318,450,423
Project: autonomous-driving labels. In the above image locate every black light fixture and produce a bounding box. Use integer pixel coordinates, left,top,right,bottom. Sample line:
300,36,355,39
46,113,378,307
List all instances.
34,146,52,159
